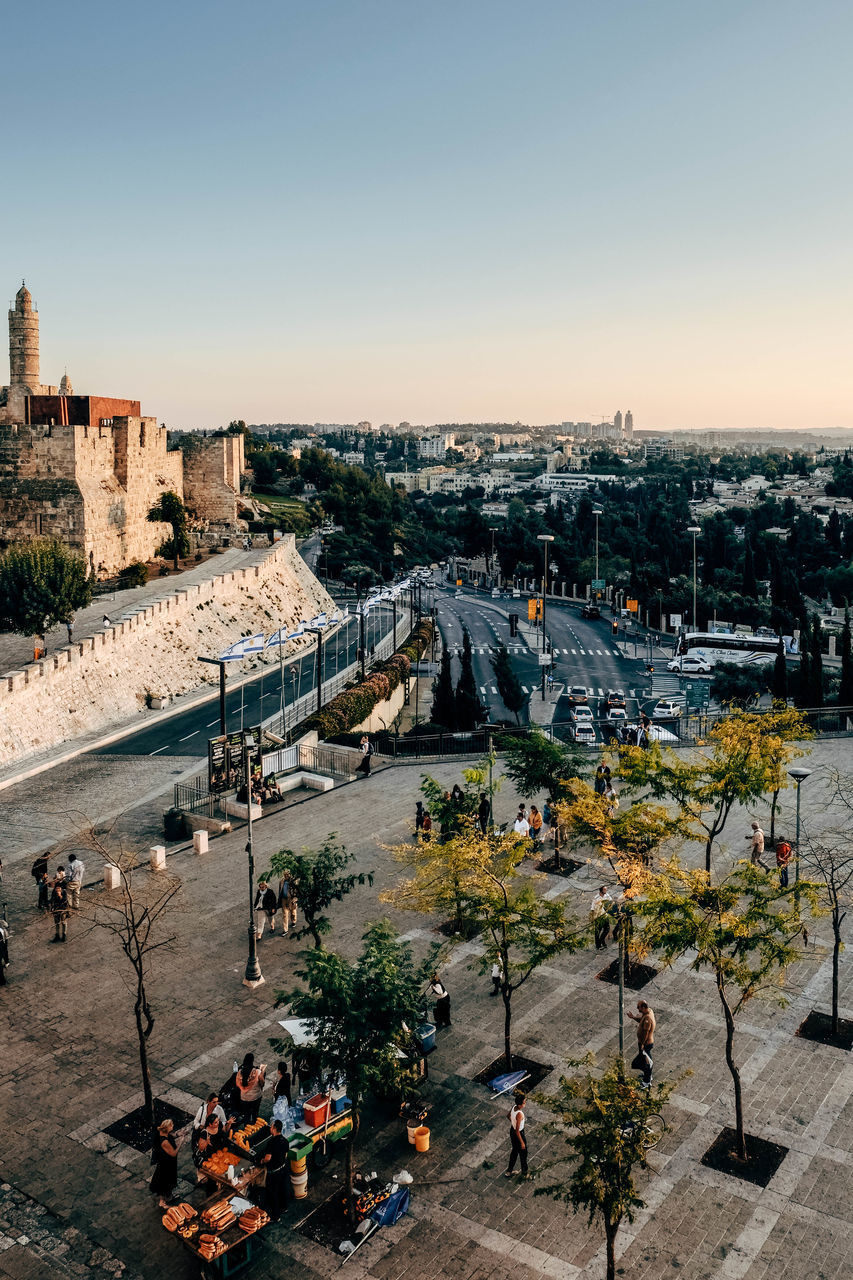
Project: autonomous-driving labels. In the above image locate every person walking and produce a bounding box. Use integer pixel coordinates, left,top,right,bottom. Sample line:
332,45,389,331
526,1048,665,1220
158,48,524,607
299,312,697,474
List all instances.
513,809,530,839
49,870,70,943
542,798,554,843
278,873,298,933
66,853,84,911
590,886,613,950
478,792,491,835
262,1119,291,1220
746,822,766,869
357,734,373,777
235,1054,267,1122
429,972,451,1028
594,765,607,796
421,812,432,841
253,880,277,938
504,1091,528,1177
149,1118,182,1208
776,838,792,888
415,801,425,835
31,854,49,911
490,961,503,996
627,1000,656,1087
528,805,543,847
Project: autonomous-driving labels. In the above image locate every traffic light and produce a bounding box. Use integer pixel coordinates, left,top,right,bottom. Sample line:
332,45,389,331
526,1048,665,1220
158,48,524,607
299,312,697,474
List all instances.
612,619,618,635
509,613,518,637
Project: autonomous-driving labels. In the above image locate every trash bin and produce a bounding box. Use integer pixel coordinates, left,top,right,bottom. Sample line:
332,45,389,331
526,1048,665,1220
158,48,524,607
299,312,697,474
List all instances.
416,1023,436,1053
163,808,185,840
414,1126,430,1153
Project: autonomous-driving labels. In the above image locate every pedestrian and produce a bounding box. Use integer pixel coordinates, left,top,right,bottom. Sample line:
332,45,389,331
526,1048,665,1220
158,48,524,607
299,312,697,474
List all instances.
776,838,792,888
31,853,49,911
604,785,619,817
273,1060,292,1108
103,614,112,628
627,1000,656,1086
0,910,9,986
594,765,607,795
429,972,451,1028
746,822,766,869
421,812,432,841
504,1090,528,1177
529,805,543,845
450,783,464,805
235,1054,267,1122
415,801,425,834
513,809,530,839
590,885,613,950
149,1118,181,1208
277,873,298,932
65,618,74,643
262,1119,291,1220
66,852,84,911
490,960,503,996
478,792,491,835
542,798,554,843
357,734,373,777
49,869,70,943
192,1093,227,1135
253,880,277,938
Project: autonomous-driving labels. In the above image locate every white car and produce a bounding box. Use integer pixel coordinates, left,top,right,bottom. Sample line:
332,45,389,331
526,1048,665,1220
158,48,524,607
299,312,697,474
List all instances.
571,705,594,723
572,722,597,745
605,706,628,724
454,590,464,598
667,655,711,675
652,699,682,721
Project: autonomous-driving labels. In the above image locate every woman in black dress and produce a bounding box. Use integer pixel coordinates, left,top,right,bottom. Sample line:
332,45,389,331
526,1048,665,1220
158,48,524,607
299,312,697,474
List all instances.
149,1119,180,1209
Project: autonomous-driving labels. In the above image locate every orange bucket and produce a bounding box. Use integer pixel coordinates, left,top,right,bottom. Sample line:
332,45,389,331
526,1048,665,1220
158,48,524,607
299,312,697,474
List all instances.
414,1126,430,1152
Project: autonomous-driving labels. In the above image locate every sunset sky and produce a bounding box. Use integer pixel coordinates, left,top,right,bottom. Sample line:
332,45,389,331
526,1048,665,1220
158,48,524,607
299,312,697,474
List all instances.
2,0,851,431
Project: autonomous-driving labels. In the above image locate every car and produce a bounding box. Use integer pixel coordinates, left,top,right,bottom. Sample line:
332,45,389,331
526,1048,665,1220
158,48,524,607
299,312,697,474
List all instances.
666,655,711,675
581,604,601,619
454,590,464,599
512,588,521,598
491,587,501,598
652,699,682,721
605,706,628,723
572,721,597,745
567,685,589,706
605,690,626,709
570,704,594,722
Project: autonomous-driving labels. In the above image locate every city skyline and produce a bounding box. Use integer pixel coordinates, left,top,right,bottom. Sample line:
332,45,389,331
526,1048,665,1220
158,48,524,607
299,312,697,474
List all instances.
2,1,851,431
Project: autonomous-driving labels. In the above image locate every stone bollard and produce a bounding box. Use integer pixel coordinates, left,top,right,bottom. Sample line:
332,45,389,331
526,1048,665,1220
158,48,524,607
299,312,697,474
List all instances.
193,830,208,856
104,864,121,890
149,845,166,872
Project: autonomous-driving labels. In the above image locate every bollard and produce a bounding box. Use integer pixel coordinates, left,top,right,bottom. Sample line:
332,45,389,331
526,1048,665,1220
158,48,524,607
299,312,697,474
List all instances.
104,864,121,890
193,830,208,856
149,845,166,872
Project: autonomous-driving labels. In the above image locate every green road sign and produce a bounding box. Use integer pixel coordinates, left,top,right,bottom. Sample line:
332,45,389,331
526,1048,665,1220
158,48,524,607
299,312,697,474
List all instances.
592,579,606,590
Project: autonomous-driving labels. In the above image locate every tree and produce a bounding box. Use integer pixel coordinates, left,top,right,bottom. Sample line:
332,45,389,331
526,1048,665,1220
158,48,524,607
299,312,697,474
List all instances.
501,730,586,802
535,1057,680,1280
839,609,853,706
490,644,526,723
741,538,758,598
0,538,92,642
385,825,587,1068
455,626,484,729
250,452,279,488
773,637,788,703
272,920,428,1227
636,858,818,1162
431,649,457,730
808,615,824,707
616,709,810,876
264,837,373,949
148,490,190,570
802,827,853,1040
710,661,766,709
85,832,182,1136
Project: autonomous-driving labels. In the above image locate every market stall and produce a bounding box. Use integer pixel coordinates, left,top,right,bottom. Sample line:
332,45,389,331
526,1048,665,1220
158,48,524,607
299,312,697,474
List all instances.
163,1193,270,1279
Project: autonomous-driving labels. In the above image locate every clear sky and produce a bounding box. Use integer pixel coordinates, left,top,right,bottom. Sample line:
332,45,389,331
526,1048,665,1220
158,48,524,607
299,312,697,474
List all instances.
2,0,851,431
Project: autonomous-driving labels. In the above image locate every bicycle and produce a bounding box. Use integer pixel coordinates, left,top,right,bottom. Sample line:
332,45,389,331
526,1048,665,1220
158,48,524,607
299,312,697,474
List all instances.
620,1113,665,1149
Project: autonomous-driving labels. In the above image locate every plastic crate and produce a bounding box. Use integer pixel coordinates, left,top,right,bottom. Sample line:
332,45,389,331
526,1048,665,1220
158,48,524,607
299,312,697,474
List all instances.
333,1095,351,1114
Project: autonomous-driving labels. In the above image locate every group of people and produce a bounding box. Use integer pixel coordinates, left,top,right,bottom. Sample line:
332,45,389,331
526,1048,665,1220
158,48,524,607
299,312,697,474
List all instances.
747,822,794,887
150,1055,296,1220
512,800,557,849
30,852,84,942
253,873,299,938
238,770,284,807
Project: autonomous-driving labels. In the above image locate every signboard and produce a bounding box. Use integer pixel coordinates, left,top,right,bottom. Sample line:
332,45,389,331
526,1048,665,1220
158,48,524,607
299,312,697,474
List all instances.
626,599,639,613
592,579,606,591
527,598,542,621
208,725,263,794
685,682,710,709
669,613,682,628
538,653,552,666
456,578,462,586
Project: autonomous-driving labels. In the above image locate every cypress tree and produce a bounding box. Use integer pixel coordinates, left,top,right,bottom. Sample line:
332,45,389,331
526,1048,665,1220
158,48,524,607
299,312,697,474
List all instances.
455,627,484,730
809,615,824,707
741,539,758,599
431,648,457,730
772,636,788,703
840,609,853,706
491,644,526,724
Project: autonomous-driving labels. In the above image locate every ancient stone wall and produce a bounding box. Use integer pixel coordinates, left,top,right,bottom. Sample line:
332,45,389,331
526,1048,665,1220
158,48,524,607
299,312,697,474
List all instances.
182,434,243,525
0,536,336,767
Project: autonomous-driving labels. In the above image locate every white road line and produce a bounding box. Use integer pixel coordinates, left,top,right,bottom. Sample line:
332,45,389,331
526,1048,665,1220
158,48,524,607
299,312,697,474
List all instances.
522,685,530,693
149,744,170,755
207,719,219,727
480,686,487,693
571,648,577,654
595,649,603,655
491,686,498,694
179,731,200,741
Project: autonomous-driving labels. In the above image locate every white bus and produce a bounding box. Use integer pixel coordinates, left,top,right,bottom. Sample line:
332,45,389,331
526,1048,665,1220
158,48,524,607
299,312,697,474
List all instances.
673,631,796,668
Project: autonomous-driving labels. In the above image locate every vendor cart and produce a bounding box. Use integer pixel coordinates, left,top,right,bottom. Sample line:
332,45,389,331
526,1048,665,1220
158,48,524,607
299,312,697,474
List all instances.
166,1188,271,1280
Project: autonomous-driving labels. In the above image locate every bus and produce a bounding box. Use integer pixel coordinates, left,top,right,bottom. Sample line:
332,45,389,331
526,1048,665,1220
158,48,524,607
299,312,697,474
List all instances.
673,632,797,668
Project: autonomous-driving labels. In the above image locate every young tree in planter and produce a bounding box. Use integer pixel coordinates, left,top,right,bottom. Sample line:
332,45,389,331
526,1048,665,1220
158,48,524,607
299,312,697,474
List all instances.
455,626,484,730
535,1056,680,1280
272,920,428,1227
801,833,853,1041
264,837,373,949
431,648,457,730
502,730,586,802
0,538,92,654
635,858,819,1163
148,490,190,570
490,644,526,724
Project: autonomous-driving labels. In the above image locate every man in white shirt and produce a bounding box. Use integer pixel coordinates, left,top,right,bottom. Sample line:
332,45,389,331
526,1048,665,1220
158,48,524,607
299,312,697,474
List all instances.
590,886,613,950
66,853,84,911
746,823,766,869
513,813,530,838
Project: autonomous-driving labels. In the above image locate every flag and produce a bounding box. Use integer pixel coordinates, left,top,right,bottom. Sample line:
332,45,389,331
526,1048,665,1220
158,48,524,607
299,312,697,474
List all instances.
243,632,265,654
288,624,305,640
219,639,248,662
266,629,287,649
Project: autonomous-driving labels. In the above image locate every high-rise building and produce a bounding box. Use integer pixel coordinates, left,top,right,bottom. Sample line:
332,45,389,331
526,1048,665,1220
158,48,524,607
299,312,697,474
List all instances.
624,410,634,440
614,410,623,435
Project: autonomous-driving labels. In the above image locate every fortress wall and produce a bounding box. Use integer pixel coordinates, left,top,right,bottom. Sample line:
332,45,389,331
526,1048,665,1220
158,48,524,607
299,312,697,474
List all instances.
0,535,335,767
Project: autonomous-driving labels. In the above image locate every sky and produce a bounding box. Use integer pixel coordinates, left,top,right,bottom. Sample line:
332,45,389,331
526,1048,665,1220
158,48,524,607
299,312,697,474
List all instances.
2,0,851,432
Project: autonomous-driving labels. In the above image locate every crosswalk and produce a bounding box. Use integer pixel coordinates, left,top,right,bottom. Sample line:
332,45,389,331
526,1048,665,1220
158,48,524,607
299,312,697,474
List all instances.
479,684,644,698
448,646,623,659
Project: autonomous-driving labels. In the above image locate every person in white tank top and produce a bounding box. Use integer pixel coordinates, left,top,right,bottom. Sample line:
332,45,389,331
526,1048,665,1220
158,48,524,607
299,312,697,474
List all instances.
505,1091,528,1176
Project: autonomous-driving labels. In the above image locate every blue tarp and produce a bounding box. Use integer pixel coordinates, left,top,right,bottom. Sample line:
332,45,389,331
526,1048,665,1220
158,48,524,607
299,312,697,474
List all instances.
487,1070,528,1094
371,1187,410,1227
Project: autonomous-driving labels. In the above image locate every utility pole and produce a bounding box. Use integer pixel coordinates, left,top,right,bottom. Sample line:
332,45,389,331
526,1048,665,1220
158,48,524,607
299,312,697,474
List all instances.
242,732,264,989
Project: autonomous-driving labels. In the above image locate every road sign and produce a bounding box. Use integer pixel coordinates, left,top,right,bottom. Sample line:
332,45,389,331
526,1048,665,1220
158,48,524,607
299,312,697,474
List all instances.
592,579,606,591
538,653,552,666
685,681,711,709
669,613,682,628
626,598,639,613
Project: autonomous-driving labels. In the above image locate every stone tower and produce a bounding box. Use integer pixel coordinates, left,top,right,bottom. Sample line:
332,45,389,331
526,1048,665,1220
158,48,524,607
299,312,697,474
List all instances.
59,371,73,395
9,282,39,390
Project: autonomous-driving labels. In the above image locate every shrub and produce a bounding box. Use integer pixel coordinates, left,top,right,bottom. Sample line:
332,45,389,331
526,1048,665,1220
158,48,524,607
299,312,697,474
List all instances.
302,622,430,739
117,560,149,588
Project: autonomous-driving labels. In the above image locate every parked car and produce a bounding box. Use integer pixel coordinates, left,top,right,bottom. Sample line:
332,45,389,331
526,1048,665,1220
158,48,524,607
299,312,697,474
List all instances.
652,699,682,721
572,721,597,745
666,655,711,675
567,685,589,706
605,689,626,709
454,590,464,599
512,588,521,598
581,604,601,619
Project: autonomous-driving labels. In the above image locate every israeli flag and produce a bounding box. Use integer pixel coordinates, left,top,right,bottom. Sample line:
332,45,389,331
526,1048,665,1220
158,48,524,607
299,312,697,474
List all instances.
310,613,328,628
243,632,266,654
219,638,249,662
266,629,287,650
288,624,305,640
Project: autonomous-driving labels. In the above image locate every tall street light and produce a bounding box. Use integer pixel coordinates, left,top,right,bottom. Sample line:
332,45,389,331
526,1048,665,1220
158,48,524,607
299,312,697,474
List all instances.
592,506,603,598
242,730,264,989
789,766,812,894
538,534,554,700
687,526,701,633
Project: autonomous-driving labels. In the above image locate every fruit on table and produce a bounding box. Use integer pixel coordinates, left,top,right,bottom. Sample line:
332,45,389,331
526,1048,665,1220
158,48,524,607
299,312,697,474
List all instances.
202,1150,241,1176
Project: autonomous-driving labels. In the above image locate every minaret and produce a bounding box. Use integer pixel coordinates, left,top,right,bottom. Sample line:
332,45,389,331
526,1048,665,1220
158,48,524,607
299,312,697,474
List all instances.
9,282,40,390
59,371,73,395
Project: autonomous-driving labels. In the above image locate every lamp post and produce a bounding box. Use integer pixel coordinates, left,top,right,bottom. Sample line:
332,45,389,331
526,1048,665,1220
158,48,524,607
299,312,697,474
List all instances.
242,731,264,989
538,534,555,700
592,505,603,599
789,766,812,893
687,526,701,633
286,668,298,744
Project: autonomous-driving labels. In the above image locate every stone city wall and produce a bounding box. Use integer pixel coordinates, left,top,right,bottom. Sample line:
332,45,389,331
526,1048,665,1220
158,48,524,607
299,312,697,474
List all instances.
0,535,335,767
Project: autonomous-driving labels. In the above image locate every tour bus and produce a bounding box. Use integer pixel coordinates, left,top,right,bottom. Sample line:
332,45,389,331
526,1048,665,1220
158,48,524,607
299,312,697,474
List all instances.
672,631,797,668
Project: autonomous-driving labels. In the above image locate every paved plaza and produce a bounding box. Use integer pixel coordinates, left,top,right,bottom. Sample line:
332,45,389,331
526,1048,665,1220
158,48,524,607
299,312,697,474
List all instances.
1,745,852,1280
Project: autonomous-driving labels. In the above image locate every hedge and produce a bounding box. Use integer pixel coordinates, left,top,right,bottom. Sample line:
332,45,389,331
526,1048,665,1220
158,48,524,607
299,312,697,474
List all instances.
304,619,434,739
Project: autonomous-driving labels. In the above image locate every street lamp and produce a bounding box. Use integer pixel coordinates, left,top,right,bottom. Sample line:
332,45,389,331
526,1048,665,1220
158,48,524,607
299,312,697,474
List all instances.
592,506,603,599
538,534,555,700
242,731,264,989
687,526,701,633
789,766,812,892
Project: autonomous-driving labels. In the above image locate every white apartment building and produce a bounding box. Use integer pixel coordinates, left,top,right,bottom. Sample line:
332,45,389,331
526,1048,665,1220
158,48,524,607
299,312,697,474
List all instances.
417,433,455,458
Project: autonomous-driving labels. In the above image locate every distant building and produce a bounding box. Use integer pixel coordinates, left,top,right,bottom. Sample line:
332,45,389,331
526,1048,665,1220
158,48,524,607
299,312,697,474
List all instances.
624,410,633,439
417,432,455,458
643,439,684,462
614,410,623,435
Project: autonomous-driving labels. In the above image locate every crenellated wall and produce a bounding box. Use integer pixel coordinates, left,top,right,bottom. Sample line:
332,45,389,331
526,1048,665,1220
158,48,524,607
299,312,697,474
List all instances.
0,535,335,767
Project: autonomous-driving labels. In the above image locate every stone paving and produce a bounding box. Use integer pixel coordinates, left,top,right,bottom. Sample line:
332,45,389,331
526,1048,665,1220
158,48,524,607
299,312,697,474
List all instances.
0,744,852,1280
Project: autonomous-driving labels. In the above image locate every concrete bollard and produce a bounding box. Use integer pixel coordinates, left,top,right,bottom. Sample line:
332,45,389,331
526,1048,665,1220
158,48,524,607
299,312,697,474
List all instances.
149,845,166,872
193,830,208,856
104,864,121,890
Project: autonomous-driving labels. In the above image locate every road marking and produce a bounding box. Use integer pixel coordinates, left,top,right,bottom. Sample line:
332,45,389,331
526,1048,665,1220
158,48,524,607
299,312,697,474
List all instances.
595,649,603,655
480,685,487,693
207,719,219,727
491,685,498,694
149,744,170,755
179,731,200,741
522,685,530,693
570,648,577,654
